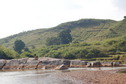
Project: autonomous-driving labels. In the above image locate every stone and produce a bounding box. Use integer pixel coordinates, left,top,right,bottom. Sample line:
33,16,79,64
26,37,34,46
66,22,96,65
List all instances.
91,61,102,67
23,58,40,69
70,60,88,68
101,62,113,67
37,57,70,69
0,59,6,69
112,62,120,67
55,64,68,70
3,59,20,70
87,61,102,67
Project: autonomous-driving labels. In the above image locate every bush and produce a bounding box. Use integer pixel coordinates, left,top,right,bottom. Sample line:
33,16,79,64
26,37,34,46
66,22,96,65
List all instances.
20,52,33,58
0,46,19,59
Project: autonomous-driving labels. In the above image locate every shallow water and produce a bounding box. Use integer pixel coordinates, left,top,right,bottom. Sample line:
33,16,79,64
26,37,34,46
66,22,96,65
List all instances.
0,67,126,84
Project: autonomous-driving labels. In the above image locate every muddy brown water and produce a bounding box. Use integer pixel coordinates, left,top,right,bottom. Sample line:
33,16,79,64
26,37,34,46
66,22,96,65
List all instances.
0,67,126,84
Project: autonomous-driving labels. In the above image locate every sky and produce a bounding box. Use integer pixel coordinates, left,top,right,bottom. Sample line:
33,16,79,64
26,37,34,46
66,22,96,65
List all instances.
0,0,126,38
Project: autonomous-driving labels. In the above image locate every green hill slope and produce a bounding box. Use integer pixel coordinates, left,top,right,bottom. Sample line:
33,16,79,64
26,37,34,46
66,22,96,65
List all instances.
0,18,126,49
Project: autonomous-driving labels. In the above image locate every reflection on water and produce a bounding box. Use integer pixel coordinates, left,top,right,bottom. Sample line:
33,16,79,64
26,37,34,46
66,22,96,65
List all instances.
0,67,126,84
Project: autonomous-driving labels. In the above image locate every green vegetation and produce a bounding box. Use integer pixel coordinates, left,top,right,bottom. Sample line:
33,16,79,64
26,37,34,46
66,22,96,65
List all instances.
46,29,72,46
14,40,25,54
32,43,107,60
0,19,117,49
0,45,18,59
0,17,126,62
58,29,72,44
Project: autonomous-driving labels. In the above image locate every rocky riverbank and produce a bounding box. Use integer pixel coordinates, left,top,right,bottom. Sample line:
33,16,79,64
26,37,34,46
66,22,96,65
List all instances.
56,69,126,84
0,57,124,70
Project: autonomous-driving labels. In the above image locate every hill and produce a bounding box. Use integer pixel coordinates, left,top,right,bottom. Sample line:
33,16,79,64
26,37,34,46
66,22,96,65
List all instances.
0,18,126,49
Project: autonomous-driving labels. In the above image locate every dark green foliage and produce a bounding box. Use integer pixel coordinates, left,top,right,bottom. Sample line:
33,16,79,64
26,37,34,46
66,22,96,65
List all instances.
58,29,72,44
14,40,25,54
46,29,72,46
0,46,18,59
23,47,30,52
107,40,117,45
75,49,88,58
34,43,107,59
115,40,126,52
63,52,76,59
20,52,33,58
0,50,8,59
85,49,107,58
46,37,60,46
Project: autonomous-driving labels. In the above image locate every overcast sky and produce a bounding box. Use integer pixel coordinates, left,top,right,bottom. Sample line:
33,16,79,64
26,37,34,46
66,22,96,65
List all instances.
0,0,126,38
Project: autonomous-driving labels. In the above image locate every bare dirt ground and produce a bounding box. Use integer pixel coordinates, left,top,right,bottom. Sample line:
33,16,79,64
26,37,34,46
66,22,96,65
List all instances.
56,70,126,84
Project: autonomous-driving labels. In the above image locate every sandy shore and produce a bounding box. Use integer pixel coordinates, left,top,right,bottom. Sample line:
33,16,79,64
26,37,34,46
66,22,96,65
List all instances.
56,69,126,84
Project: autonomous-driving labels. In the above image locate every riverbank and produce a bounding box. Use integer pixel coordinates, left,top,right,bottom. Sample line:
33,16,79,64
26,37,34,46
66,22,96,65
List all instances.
56,69,126,84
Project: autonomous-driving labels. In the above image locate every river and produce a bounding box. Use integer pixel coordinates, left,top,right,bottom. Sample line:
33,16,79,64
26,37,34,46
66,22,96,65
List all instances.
0,67,126,84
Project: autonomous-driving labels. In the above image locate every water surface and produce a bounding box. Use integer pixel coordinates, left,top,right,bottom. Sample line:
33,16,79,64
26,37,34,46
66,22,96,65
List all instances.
0,67,126,84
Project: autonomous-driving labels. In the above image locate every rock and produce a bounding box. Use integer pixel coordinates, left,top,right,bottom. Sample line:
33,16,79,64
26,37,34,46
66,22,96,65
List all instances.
37,57,70,69
37,59,63,69
70,60,88,68
101,62,113,67
18,58,29,69
92,61,102,67
55,64,68,70
62,59,70,67
3,59,20,70
87,61,102,67
19,58,28,64
23,58,41,69
0,59,6,69
112,62,120,67
86,62,92,67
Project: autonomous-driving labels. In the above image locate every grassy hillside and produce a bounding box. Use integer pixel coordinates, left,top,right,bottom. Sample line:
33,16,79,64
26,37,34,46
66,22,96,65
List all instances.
0,18,126,49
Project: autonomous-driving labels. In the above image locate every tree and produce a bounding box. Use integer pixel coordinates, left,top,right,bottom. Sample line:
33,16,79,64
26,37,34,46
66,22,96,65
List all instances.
46,29,72,46
14,40,25,54
58,29,72,44
124,16,126,19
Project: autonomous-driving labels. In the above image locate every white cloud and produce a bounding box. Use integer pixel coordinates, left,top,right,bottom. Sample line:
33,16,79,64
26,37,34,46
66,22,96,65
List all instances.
0,0,125,38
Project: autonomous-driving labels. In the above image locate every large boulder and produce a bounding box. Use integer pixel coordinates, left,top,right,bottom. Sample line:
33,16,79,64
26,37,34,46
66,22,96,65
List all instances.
3,59,20,70
62,59,70,67
23,58,40,69
37,57,70,69
70,60,88,68
92,61,102,67
0,59,6,69
87,61,102,67
101,62,113,67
